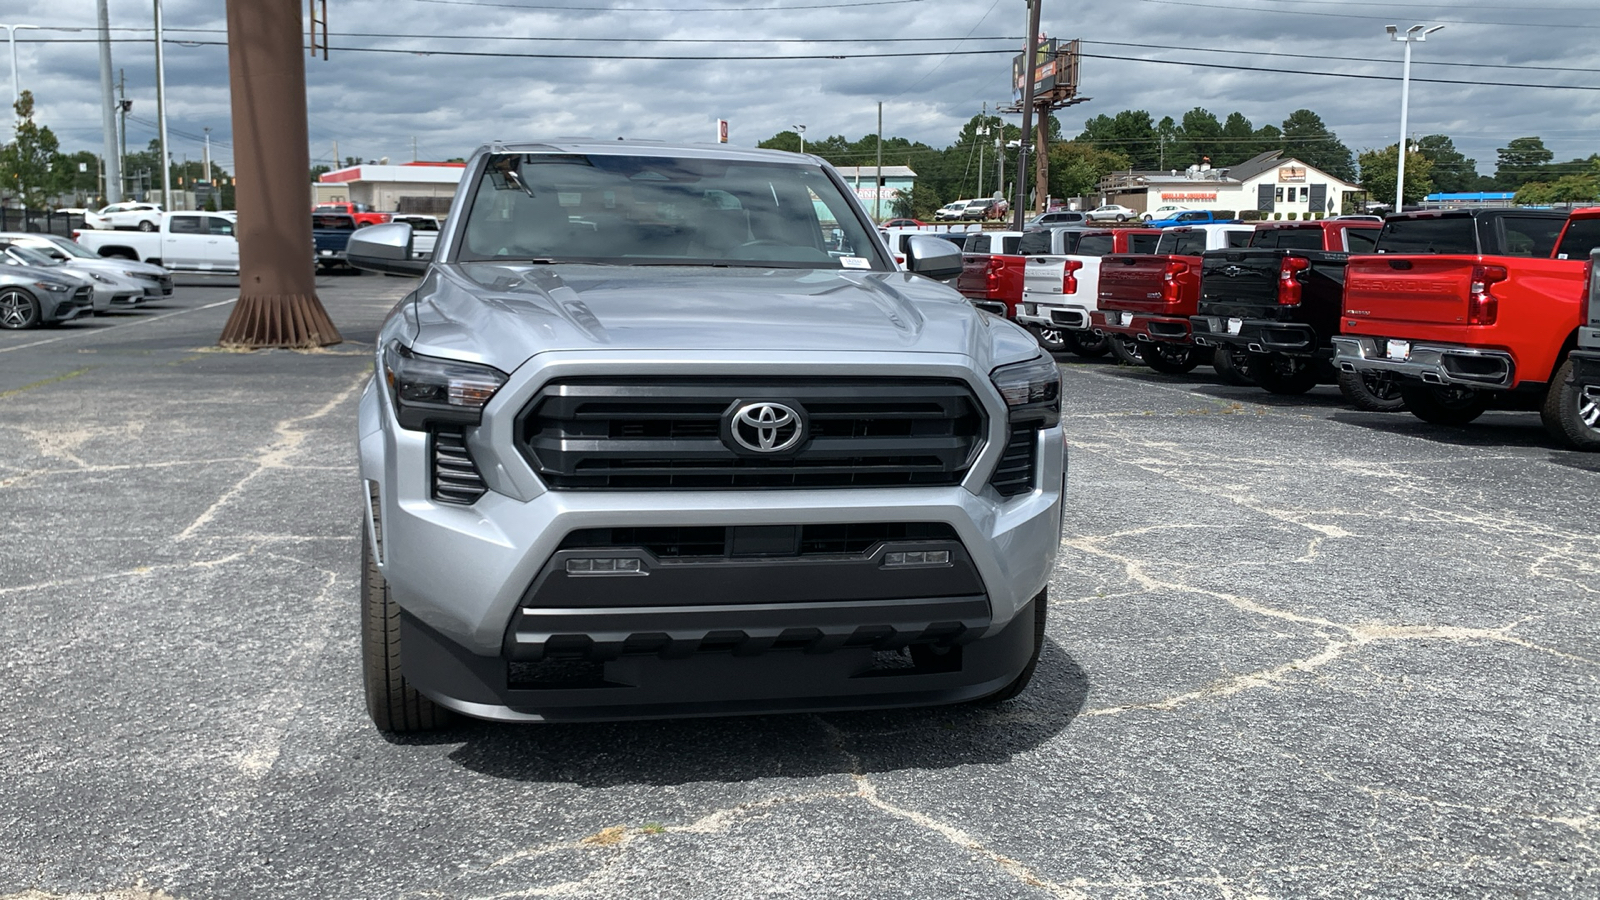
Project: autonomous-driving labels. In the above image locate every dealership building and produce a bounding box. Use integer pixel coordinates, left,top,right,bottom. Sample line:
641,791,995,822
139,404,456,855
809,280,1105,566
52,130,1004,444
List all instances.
1097,151,1362,218
313,162,467,214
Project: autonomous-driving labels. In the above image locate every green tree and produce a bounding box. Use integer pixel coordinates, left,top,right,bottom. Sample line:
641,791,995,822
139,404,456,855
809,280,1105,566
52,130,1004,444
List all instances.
1280,109,1355,181
1358,143,1434,207
1218,112,1258,166
1495,136,1553,188
1076,110,1159,169
757,131,804,154
1414,135,1479,194
0,91,68,207
309,164,331,183
1513,173,1599,206
1171,107,1224,170
1047,141,1130,200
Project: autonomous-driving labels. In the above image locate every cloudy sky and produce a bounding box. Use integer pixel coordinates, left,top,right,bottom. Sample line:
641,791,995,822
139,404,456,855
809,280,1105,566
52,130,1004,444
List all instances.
8,0,1599,180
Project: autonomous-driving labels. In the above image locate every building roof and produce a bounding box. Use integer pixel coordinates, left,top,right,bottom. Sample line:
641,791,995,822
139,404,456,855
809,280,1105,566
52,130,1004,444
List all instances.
319,163,467,185
1227,151,1286,183
834,166,917,179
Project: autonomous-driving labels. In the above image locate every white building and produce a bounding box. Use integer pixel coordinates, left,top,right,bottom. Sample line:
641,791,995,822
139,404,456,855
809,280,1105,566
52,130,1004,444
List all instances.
1099,151,1362,219
314,162,466,213
833,165,918,214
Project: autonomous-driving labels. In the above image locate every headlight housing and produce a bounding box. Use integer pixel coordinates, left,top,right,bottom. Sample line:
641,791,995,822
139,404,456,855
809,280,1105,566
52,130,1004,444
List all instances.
990,354,1061,426
382,342,508,431
33,281,70,293
87,271,115,284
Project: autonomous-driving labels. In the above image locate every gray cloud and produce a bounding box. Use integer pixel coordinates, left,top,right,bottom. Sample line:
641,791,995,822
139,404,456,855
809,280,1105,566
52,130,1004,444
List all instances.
8,0,1597,181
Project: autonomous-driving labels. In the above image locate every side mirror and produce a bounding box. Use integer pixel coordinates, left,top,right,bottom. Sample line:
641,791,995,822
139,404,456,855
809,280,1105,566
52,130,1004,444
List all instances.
348,222,429,276
903,234,963,280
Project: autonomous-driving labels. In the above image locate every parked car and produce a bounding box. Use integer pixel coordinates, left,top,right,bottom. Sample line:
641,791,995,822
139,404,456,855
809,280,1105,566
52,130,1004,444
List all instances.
1147,209,1239,229
344,140,1064,730
961,198,1010,221
1024,211,1088,230
390,214,442,260
0,254,95,329
881,218,926,228
83,201,164,232
312,202,390,228
1093,223,1254,371
1189,219,1384,400
934,201,973,222
1140,205,1190,223
75,212,240,274
1332,208,1600,449
1085,204,1137,223
1017,228,1161,357
0,239,145,313
0,232,174,302
313,213,361,273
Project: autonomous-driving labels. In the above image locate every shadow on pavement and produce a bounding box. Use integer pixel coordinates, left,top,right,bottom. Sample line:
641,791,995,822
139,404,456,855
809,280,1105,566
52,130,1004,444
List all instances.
1329,411,1561,450
406,641,1088,787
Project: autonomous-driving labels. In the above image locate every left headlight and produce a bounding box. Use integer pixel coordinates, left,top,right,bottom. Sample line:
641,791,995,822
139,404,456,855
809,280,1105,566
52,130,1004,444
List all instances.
382,342,508,431
990,354,1061,426
87,271,115,284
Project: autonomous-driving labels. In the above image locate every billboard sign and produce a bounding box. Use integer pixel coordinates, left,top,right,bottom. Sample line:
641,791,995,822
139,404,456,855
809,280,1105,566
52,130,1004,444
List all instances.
716,119,729,144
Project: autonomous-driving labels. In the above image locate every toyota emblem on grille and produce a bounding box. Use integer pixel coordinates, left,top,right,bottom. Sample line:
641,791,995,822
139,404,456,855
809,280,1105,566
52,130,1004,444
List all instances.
727,401,806,454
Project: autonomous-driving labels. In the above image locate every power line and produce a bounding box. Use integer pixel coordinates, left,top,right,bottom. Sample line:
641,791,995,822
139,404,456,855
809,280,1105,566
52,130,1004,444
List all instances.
1076,52,1600,92
1082,40,1598,75
30,26,1022,44
406,0,929,10
1121,0,1600,30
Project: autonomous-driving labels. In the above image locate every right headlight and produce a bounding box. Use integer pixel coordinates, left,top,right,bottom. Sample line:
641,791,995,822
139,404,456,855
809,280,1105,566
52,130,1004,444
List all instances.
33,281,70,293
382,342,508,431
990,354,1061,426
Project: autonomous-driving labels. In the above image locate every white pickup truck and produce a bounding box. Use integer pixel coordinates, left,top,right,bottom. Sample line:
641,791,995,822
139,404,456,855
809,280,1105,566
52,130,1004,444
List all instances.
1016,228,1162,356
74,212,240,274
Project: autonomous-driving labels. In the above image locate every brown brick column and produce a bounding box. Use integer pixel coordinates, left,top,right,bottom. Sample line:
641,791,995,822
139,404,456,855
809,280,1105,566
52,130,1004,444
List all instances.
219,0,340,348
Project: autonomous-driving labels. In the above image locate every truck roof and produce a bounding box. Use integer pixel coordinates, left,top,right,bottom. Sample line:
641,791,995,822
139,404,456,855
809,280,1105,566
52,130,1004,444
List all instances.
1386,208,1567,222
471,140,808,166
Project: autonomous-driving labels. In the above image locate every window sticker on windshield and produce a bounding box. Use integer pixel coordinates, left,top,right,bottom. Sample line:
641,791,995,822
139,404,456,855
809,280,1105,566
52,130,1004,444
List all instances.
840,256,871,269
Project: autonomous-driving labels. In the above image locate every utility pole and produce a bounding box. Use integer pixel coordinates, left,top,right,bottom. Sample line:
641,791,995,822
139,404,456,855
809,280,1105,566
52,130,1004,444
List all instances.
153,0,172,210
117,69,128,191
203,127,212,183
333,139,339,168
874,100,883,223
976,101,987,200
411,135,417,162
96,0,122,203
1012,0,1042,230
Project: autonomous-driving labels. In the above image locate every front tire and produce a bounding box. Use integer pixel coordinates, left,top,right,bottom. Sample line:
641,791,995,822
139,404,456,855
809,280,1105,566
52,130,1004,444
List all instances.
1338,368,1406,412
976,589,1048,705
0,288,42,330
1249,354,1319,394
1142,342,1200,374
1066,330,1110,358
362,515,451,733
1541,359,1600,451
137,219,156,232
1400,383,1490,426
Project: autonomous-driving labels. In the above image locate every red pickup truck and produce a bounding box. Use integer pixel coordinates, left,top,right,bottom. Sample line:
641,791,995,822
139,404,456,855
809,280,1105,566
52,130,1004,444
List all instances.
312,202,390,228
954,230,1026,319
1094,223,1254,372
1568,249,1600,447
1331,208,1600,449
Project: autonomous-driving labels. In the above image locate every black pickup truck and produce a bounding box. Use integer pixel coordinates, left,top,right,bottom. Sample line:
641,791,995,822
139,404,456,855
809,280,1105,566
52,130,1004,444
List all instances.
1188,220,1386,404
312,212,360,273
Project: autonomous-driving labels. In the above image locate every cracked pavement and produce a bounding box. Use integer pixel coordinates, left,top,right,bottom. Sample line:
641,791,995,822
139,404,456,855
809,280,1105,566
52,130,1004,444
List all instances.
1,278,1595,899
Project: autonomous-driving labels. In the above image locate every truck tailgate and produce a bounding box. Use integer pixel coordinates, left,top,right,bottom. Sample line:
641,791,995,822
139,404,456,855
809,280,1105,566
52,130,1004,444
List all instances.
1099,254,1199,314
1343,255,1476,327
1200,251,1280,315
1024,255,1100,299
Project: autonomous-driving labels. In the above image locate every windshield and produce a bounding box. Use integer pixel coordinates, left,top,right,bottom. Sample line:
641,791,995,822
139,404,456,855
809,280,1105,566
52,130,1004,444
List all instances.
457,152,886,269
40,237,98,259
7,245,60,267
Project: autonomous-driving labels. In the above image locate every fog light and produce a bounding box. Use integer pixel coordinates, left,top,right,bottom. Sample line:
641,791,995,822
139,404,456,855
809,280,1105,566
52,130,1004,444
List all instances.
883,549,951,567
566,557,644,575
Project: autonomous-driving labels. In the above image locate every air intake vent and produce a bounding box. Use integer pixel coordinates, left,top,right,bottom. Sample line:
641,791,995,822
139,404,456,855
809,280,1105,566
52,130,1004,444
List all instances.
988,425,1037,497
432,427,487,505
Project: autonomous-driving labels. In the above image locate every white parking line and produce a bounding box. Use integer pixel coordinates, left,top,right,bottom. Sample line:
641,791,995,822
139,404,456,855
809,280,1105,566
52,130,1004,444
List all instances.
0,296,239,354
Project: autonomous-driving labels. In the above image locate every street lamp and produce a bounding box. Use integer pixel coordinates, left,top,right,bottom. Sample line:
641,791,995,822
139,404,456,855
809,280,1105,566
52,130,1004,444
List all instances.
0,23,40,108
1388,23,1443,213
792,124,806,155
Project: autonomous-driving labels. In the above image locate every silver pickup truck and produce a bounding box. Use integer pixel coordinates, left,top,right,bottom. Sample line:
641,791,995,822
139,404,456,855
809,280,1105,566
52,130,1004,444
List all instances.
349,141,1067,729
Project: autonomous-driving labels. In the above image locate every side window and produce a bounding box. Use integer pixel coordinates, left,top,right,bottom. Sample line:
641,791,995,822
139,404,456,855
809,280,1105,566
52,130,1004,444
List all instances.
1001,236,1021,255
1554,219,1600,260
1017,231,1052,255
1174,232,1207,255
1226,230,1252,249
1499,217,1562,258
207,217,235,236
1251,230,1280,249
169,216,203,235
962,234,984,253
1344,229,1379,253
1129,234,1160,254
1074,234,1114,257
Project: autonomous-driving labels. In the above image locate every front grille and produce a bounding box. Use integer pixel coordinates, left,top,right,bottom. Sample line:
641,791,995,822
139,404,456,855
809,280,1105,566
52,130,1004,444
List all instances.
431,427,487,504
988,425,1038,497
519,378,986,490
558,522,960,559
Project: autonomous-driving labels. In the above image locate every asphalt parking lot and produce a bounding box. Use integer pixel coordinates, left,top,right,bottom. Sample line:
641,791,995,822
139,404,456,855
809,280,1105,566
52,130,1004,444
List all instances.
2,276,1596,899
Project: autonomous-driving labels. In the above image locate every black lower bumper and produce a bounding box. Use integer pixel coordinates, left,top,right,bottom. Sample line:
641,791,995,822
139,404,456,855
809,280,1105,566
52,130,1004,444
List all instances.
1573,349,1600,386
401,591,1035,721
1190,316,1323,355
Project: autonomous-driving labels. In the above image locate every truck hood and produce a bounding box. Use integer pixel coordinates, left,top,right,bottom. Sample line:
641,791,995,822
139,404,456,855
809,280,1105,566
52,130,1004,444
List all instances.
405,263,1038,374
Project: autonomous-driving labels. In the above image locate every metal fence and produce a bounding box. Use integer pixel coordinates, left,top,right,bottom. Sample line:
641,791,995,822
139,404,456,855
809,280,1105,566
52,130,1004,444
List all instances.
0,208,85,237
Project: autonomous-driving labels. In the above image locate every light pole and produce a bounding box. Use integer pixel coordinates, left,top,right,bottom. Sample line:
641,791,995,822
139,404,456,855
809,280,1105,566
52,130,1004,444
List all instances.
792,124,806,155
1388,23,1443,213
1,23,39,108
